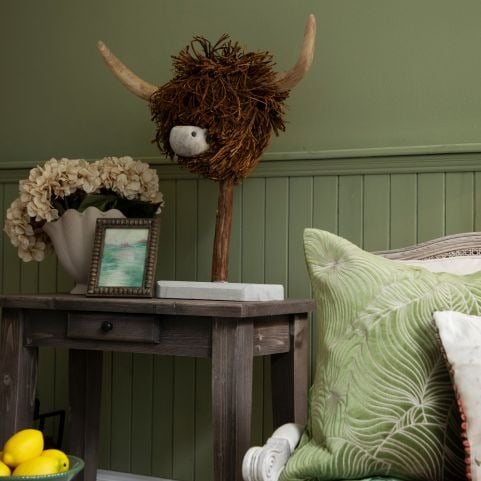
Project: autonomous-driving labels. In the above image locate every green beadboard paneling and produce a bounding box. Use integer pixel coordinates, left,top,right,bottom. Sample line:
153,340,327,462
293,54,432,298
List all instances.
2,158,481,481
38,255,58,294
363,175,390,251
151,356,174,478
242,178,266,284
110,353,133,472
338,176,363,246
194,358,212,481
287,177,314,382
20,255,38,294
265,178,289,287
172,358,195,481
149,177,176,477
99,352,112,469
312,176,338,234
194,180,216,480
0,185,4,295
56,264,74,294
311,176,339,369
263,177,289,435
156,180,176,281
476,172,481,231
131,354,154,475
175,180,198,280
417,173,445,242
197,180,218,282
389,174,417,249
287,177,313,299
3,185,21,293
173,180,197,481
445,172,475,235
228,187,243,283
241,178,266,446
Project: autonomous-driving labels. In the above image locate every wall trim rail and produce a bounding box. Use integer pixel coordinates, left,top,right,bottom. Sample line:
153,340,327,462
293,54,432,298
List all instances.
2,145,481,182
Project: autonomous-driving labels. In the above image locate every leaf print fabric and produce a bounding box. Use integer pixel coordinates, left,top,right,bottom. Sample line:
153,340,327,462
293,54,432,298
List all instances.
280,229,481,481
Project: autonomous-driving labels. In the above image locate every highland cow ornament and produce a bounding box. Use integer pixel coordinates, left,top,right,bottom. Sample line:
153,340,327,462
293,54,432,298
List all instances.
97,15,316,282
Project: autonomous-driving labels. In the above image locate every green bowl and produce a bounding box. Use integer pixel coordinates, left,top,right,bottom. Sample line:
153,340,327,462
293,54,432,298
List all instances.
2,456,84,481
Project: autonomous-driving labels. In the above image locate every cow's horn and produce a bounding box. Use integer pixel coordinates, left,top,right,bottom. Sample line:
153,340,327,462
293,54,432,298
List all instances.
97,41,157,101
275,14,316,91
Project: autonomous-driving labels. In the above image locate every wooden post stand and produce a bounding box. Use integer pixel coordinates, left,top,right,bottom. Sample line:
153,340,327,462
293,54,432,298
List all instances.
211,179,235,282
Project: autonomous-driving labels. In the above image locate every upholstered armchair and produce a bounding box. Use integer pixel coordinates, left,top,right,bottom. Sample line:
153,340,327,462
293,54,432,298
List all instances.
243,231,481,481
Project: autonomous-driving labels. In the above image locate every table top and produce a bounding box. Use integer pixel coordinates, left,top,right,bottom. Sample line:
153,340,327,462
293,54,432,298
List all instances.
0,294,315,318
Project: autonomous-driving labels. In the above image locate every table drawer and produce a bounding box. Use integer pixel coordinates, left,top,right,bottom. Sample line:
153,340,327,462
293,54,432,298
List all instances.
67,312,160,343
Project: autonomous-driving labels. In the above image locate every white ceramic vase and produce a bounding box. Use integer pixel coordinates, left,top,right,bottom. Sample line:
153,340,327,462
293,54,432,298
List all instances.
42,206,125,294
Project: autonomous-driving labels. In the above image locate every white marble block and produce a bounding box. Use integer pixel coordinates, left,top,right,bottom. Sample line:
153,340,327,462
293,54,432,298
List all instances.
156,280,284,301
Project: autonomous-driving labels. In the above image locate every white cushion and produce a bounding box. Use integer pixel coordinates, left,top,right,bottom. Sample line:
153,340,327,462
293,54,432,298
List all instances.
399,256,481,275
433,311,481,481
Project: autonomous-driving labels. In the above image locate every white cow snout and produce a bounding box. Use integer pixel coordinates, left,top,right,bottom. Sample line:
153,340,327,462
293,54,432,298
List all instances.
169,126,209,157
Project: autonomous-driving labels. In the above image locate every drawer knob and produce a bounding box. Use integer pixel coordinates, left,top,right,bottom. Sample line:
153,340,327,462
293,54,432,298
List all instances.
101,321,113,332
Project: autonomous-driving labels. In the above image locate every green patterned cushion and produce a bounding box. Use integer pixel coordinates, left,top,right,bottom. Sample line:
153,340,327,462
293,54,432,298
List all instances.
280,229,481,481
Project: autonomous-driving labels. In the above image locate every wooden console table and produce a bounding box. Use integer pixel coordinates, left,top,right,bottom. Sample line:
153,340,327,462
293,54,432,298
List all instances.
0,294,314,481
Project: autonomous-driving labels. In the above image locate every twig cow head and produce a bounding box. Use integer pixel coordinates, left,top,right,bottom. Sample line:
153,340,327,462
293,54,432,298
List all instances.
97,15,316,184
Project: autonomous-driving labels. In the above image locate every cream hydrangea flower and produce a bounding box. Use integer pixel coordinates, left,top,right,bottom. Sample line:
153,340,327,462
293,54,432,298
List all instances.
4,156,163,262
96,156,164,208
4,198,51,261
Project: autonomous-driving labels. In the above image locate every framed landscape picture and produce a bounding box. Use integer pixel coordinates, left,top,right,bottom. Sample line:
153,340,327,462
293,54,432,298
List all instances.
87,217,160,297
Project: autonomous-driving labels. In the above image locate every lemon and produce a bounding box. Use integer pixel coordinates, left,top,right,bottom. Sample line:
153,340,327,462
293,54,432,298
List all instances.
2,429,44,468
0,461,11,476
13,456,59,476
41,449,69,472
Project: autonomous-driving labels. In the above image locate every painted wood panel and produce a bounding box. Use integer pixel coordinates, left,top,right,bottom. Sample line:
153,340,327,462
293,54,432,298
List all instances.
390,174,417,249
287,177,313,299
172,180,198,481
1,159,481,481
194,179,217,481
110,353,133,472
241,178,266,447
338,176,363,247
131,354,154,475
99,352,112,468
445,172,474,234
476,172,481,231
363,175,390,251
151,356,174,478
417,173,445,242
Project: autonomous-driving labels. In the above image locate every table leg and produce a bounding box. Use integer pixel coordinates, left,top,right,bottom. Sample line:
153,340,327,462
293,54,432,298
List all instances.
271,313,309,428
0,308,38,444
212,318,253,481
68,349,103,481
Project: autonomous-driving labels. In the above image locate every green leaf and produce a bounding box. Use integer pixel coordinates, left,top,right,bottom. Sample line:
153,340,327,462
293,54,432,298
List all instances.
77,193,119,213
115,197,161,218
76,193,160,218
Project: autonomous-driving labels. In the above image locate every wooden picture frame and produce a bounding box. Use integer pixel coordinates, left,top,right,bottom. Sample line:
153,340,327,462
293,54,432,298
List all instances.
87,217,160,297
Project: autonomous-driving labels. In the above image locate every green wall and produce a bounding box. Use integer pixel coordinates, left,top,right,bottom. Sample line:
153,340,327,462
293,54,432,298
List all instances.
2,1,481,480
3,0,481,165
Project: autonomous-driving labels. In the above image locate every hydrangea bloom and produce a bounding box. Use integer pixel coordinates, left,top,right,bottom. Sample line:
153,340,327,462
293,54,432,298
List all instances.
4,157,163,262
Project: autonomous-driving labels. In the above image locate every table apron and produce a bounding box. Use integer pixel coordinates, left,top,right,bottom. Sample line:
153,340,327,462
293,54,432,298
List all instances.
22,310,291,358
